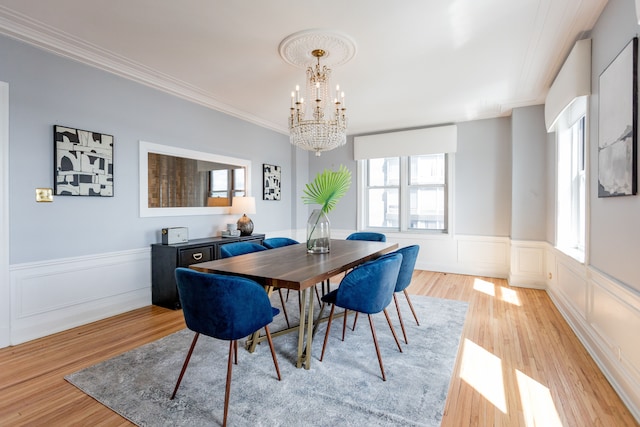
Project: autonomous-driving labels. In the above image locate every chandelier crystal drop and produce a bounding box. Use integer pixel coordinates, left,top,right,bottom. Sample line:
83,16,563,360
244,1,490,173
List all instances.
289,49,347,156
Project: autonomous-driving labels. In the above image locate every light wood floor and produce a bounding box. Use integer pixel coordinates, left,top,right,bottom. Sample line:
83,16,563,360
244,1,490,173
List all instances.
0,272,637,426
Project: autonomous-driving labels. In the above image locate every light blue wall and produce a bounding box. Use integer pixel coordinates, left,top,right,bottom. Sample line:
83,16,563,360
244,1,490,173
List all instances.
312,116,516,237
455,117,513,236
589,0,640,291
305,141,357,230
1,35,293,264
511,105,547,241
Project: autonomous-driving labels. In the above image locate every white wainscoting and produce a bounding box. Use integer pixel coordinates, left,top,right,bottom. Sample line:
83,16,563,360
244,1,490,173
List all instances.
508,240,547,289
331,230,511,279
9,248,151,345
546,246,640,423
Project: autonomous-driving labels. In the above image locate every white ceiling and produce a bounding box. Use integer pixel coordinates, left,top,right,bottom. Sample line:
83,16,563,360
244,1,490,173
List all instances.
0,0,607,136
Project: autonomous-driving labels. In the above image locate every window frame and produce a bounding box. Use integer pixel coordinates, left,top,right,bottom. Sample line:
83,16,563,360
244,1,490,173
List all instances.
555,104,587,262
357,154,454,236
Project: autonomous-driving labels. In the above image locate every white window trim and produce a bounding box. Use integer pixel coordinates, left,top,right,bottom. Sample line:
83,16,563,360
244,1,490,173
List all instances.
554,100,589,264
356,154,455,239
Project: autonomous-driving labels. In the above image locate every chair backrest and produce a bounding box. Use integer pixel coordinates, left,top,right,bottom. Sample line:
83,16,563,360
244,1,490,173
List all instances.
219,241,267,258
262,237,299,249
174,268,274,340
394,245,420,292
336,252,402,314
346,232,387,242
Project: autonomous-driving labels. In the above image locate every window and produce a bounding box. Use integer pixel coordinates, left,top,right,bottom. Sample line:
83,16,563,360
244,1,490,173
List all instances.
209,168,246,199
362,154,448,232
556,111,586,259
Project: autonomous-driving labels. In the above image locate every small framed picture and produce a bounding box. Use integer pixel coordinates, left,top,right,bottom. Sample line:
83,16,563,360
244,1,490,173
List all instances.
54,125,114,196
263,164,281,201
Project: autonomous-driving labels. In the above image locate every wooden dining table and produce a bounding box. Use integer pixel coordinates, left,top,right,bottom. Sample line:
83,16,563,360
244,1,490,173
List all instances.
189,238,398,369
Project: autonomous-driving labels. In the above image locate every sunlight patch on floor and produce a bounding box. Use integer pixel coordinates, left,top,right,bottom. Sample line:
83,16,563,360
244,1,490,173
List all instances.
499,286,521,306
516,369,563,427
473,278,495,296
460,338,507,413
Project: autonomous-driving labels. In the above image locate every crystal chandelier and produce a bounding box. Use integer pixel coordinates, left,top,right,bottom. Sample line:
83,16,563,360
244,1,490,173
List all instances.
289,49,347,157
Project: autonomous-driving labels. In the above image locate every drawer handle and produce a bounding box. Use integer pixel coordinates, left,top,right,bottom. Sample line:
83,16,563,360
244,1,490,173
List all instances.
192,253,203,261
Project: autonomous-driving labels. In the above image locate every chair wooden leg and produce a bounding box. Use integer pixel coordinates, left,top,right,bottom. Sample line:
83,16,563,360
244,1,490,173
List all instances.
404,289,420,325
263,325,282,380
233,340,238,364
315,284,322,306
367,314,386,381
277,288,291,328
383,308,403,353
223,340,234,427
342,309,349,341
171,332,200,399
352,312,359,331
320,304,336,361
394,293,408,344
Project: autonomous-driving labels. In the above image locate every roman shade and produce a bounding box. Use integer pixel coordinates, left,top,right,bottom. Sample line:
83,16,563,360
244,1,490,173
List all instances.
353,125,457,160
544,38,591,132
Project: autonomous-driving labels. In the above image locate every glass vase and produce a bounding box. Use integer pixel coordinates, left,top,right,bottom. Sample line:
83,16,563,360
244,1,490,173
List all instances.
307,208,331,253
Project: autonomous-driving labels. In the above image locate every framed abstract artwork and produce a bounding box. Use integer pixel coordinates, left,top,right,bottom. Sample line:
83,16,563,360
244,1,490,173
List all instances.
263,164,281,200
598,37,638,197
54,125,114,196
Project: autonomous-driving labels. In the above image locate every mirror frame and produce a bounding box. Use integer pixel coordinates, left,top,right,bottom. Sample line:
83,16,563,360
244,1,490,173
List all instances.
139,140,252,217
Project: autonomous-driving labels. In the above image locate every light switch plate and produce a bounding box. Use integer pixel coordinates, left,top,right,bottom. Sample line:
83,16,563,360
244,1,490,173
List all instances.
36,188,53,202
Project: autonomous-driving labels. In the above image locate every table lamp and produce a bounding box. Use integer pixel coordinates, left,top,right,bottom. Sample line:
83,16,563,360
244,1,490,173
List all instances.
231,196,256,236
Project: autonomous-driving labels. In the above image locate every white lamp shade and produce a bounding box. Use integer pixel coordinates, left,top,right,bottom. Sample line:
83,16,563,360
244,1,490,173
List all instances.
231,196,256,214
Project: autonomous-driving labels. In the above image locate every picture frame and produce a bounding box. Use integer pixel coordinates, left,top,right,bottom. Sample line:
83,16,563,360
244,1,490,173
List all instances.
597,37,638,197
54,125,114,196
263,164,281,201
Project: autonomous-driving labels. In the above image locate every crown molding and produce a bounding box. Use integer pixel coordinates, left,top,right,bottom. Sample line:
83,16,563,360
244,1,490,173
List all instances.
0,6,287,135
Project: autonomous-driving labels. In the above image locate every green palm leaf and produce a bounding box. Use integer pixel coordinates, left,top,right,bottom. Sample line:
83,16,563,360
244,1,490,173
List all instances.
302,165,352,213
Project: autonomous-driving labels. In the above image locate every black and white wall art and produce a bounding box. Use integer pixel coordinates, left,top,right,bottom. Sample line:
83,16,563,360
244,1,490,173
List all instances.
54,125,114,196
598,37,638,197
263,164,281,201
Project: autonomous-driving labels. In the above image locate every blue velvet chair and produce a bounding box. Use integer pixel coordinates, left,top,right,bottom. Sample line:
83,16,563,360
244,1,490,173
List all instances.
391,245,420,344
350,246,421,344
340,231,387,306
262,237,299,249
346,232,387,242
171,268,281,427
318,252,403,381
219,241,268,258
220,241,291,328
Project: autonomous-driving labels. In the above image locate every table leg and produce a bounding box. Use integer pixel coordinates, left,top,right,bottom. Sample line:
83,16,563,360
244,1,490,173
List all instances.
296,288,308,368
303,287,315,369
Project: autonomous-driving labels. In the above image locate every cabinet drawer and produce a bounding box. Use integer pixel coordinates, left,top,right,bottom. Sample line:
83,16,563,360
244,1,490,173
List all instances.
179,246,214,266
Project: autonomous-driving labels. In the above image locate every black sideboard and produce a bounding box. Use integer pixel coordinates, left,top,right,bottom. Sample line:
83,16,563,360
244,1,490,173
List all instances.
151,234,265,309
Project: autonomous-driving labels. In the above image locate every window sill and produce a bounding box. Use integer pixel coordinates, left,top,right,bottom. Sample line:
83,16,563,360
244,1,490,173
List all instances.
556,245,585,264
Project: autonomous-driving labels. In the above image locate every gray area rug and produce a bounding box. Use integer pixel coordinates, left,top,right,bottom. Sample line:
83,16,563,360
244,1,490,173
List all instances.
66,295,468,426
